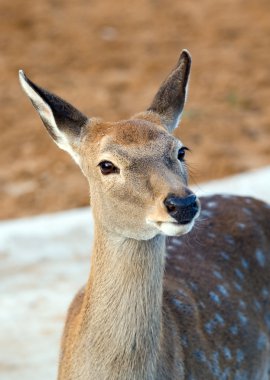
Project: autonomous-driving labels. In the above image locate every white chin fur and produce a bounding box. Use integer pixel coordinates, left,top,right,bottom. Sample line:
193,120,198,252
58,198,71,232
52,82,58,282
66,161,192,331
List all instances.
147,219,195,237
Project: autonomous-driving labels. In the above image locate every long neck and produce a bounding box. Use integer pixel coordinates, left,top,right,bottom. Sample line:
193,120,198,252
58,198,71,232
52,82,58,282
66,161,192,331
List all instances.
76,226,166,380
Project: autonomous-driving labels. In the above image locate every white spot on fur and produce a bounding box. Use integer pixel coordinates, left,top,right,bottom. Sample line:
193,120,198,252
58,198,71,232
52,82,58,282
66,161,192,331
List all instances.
213,270,223,280
239,300,246,309
172,298,184,310
209,291,220,304
234,369,248,380
204,321,215,334
234,268,244,281
257,332,268,350
201,209,213,218
220,251,230,261
189,282,198,291
216,284,229,297
181,335,188,347
171,238,183,246
214,313,225,326
193,349,207,363
242,207,252,216
255,249,265,267
241,258,249,270
177,255,185,261
236,349,244,363
264,312,270,330
221,194,233,199
196,253,203,260
237,311,248,326
233,282,242,292
199,301,206,309
211,351,221,377
177,289,188,297
253,299,262,311
229,325,238,335
223,347,232,360
237,222,246,230
207,201,217,208
261,287,269,298
224,234,235,245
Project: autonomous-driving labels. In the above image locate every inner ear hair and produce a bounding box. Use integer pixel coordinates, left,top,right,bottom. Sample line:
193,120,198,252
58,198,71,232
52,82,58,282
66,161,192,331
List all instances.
19,70,89,163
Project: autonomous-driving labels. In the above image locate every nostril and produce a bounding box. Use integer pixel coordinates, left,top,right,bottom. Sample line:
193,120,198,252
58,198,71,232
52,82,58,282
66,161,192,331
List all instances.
167,204,177,213
164,198,177,213
164,195,183,215
164,194,199,223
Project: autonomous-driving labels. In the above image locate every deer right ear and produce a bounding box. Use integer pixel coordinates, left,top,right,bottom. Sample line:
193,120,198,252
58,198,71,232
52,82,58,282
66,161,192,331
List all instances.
19,70,89,165
148,50,191,133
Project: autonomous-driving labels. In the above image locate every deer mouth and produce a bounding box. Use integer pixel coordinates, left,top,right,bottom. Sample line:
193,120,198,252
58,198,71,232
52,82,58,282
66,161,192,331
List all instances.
146,219,196,237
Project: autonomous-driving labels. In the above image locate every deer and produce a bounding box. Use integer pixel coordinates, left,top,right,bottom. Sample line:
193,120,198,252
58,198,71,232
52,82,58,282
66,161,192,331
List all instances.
19,50,270,380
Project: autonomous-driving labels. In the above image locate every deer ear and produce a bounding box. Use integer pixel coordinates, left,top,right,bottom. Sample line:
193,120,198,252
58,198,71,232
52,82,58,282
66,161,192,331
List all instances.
19,70,89,164
148,49,191,133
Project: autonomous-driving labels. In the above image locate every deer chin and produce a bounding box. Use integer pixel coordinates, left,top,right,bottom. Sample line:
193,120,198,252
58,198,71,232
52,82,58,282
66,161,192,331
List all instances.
146,219,195,237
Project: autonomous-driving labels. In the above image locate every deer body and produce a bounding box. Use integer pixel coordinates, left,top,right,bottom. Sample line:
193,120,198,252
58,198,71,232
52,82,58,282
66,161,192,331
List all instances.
19,50,270,379
58,195,270,380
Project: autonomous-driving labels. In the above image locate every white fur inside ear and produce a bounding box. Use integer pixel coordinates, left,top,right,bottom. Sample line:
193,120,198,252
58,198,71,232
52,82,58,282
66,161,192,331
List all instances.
166,110,183,133
19,70,80,165
168,114,182,133
170,77,190,132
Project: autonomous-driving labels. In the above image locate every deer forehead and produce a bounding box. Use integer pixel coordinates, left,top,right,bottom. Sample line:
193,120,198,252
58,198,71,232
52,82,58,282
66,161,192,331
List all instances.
84,119,180,165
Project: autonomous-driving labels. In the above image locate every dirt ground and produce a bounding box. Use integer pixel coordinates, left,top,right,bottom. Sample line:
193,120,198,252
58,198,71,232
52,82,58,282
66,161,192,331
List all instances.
1,0,269,219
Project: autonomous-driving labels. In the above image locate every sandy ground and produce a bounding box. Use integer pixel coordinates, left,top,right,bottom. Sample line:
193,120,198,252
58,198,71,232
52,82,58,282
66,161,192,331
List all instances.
1,0,270,219
1,167,270,380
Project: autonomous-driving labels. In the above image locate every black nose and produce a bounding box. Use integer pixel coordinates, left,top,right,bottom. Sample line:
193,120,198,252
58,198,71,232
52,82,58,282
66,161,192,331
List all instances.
164,194,199,225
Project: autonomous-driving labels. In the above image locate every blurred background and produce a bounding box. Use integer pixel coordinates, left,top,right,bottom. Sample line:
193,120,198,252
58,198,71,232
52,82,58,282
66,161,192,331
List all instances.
1,0,270,220
1,1,270,378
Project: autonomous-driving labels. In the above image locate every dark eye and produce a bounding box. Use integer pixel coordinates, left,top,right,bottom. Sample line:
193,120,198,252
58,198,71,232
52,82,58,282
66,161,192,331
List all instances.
177,146,189,161
99,161,119,175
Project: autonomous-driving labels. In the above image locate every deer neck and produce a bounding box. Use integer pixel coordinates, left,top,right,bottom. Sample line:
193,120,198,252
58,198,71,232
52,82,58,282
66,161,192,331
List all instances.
77,225,166,380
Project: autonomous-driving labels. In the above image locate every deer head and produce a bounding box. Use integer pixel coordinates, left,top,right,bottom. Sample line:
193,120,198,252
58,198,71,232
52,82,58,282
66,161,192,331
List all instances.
19,50,200,240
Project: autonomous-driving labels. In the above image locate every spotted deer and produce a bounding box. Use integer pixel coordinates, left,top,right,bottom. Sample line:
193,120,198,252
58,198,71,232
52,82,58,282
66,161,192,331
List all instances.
19,50,270,380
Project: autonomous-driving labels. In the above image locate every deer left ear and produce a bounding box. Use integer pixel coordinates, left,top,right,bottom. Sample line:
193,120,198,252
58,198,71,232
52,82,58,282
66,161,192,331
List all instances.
19,70,89,165
148,49,191,133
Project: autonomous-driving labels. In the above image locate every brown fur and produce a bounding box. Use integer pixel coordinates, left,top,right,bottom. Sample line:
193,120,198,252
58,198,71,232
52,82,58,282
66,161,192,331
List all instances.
58,196,270,380
19,50,270,380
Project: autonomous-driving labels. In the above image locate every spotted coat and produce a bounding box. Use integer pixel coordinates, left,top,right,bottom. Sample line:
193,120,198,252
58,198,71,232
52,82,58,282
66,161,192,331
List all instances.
164,195,270,380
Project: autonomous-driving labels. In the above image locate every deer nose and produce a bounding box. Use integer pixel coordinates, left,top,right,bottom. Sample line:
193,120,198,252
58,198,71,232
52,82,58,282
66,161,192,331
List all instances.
164,194,199,225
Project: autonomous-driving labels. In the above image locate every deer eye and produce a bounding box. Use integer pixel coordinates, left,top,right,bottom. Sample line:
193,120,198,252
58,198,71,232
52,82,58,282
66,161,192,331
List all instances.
99,161,119,175
177,146,189,161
